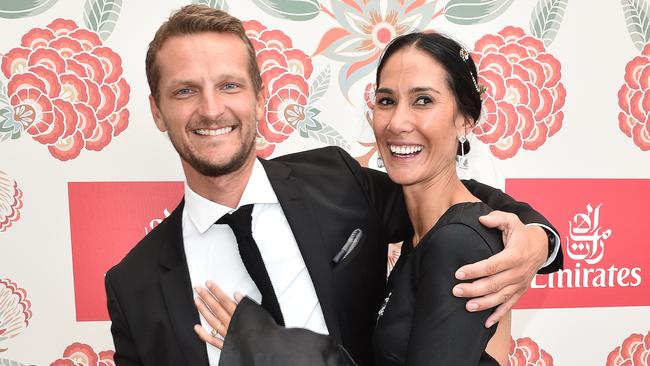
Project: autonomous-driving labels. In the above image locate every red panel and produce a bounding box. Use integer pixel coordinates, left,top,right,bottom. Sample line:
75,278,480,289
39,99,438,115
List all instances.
68,181,183,321
507,179,650,309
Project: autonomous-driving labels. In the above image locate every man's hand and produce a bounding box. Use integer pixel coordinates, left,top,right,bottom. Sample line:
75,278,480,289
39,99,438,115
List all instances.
452,210,548,327
193,281,241,349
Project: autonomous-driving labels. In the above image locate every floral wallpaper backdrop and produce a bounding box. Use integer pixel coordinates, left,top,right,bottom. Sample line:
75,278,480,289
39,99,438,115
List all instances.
0,0,648,364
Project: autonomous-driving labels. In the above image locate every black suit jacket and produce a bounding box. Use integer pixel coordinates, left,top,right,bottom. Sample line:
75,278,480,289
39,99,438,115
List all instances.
105,146,561,366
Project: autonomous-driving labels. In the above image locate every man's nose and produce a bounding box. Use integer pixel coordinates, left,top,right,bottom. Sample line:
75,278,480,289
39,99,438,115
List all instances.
197,91,225,120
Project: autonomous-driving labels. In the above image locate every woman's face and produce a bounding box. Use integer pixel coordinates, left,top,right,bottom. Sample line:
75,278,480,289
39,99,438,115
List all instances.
373,47,469,187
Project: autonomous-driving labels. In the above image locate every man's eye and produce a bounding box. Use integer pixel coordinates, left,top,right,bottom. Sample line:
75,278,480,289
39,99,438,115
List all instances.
223,82,238,90
175,88,193,96
414,96,432,105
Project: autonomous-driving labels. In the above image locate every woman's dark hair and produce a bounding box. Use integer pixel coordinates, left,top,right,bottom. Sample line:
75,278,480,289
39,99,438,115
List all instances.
376,32,483,126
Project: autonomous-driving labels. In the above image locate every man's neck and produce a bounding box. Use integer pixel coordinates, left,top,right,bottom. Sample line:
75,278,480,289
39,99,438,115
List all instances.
183,156,256,208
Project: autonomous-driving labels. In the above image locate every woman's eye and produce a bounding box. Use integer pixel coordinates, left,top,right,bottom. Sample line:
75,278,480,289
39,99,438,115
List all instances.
414,96,432,105
377,98,394,105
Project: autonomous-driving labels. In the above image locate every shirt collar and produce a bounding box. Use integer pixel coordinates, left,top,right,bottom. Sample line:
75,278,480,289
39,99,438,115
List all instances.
184,158,278,234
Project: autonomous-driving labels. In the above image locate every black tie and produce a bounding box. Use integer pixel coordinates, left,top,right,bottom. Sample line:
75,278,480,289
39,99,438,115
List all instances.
216,204,285,326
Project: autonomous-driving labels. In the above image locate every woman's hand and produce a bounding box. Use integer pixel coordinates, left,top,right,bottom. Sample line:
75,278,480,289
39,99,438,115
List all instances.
193,281,242,349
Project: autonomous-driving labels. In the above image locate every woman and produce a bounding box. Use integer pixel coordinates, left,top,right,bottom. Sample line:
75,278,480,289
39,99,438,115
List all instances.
195,31,509,365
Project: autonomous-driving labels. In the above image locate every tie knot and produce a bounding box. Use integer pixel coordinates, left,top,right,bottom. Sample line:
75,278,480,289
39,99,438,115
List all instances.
216,204,254,242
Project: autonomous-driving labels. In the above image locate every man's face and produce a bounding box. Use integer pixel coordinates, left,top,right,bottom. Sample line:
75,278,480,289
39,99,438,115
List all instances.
149,32,263,177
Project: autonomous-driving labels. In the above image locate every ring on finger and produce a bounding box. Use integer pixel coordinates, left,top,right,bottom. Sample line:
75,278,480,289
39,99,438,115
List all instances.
211,322,223,337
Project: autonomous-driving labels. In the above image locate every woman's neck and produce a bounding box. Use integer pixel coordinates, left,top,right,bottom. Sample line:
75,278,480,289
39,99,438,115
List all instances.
403,169,479,246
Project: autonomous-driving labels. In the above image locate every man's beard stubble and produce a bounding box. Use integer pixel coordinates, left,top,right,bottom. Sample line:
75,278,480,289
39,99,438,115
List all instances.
170,120,257,178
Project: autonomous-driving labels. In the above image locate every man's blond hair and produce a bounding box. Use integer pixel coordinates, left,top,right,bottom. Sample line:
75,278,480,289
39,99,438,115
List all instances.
145,4,262,103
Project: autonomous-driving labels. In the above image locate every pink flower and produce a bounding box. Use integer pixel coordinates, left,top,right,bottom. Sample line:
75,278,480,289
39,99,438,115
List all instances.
50,342,114,366
0,171,23,232
2,18,130,161
606,330,650,366
50,360,78,366
0,278,32,349
313,0,439,96
244,20,313,158
363,82,375,111
618,44,650,151
509,337,554,366
387,242,401,275
472,26,566,159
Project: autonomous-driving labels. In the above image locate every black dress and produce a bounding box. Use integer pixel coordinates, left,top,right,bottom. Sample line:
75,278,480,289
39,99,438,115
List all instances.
219,202,503,366
373,202,502,366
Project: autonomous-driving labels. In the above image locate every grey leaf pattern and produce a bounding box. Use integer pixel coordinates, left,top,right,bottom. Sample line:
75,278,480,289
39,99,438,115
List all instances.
308,65,331,105
622,0,650,50
193,0,229,11
530,0,569,47
83,0,123,41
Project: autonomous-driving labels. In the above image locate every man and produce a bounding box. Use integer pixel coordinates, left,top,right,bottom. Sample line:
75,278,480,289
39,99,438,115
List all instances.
105,5,561,366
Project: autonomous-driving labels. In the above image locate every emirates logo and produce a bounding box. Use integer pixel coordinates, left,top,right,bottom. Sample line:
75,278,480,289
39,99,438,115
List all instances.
532,202,642,290
566,203,612,265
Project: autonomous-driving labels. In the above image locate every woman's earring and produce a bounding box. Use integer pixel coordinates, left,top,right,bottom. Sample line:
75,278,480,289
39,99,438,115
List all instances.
377,155,385,168
456,136,469,169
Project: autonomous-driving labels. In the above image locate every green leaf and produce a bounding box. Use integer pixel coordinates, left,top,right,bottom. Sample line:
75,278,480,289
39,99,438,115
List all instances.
445,0,514,25
0,0,58,19
308,107,321,117
622,0,650,50
299,117,351,150
530,0,568,46
83,0,122,41
298,126,309,138
252,0,320,21
0,80,9,107
0,107,23,142
308,65,330,105
0,359,37,366
301,114,323,130
192,0,229,12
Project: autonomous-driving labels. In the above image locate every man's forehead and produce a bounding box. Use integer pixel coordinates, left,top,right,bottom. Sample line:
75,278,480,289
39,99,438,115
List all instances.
158,31,246,52
155,32,250,73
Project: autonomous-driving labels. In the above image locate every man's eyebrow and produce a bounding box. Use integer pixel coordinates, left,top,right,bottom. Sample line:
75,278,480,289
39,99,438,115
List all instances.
166,74,249,87
167,79,197,87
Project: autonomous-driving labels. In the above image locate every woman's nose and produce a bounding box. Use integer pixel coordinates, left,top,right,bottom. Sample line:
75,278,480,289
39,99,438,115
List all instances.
387,104,415,134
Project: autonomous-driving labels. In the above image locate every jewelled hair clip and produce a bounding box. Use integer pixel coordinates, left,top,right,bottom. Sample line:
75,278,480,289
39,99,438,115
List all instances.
459,48,486,96
459,48,470,61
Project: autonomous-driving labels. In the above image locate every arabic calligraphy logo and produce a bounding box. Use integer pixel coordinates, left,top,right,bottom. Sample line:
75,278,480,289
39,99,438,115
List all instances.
143,208,171,236
533,200,640,289
567,203,612,265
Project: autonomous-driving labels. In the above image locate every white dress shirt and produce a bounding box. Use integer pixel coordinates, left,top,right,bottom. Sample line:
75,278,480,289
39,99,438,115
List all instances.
182,159,328,365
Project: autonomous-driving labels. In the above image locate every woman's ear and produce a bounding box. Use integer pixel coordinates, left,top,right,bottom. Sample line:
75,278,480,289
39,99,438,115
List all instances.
455,113,473,138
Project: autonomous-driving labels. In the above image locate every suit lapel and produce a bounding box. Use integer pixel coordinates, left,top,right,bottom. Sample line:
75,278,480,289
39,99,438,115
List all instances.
260,159,342,344
158,201,210,366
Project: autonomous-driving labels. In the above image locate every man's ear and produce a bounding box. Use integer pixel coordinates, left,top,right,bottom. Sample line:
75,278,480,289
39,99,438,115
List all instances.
255,86,265,122
149,95,167,132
